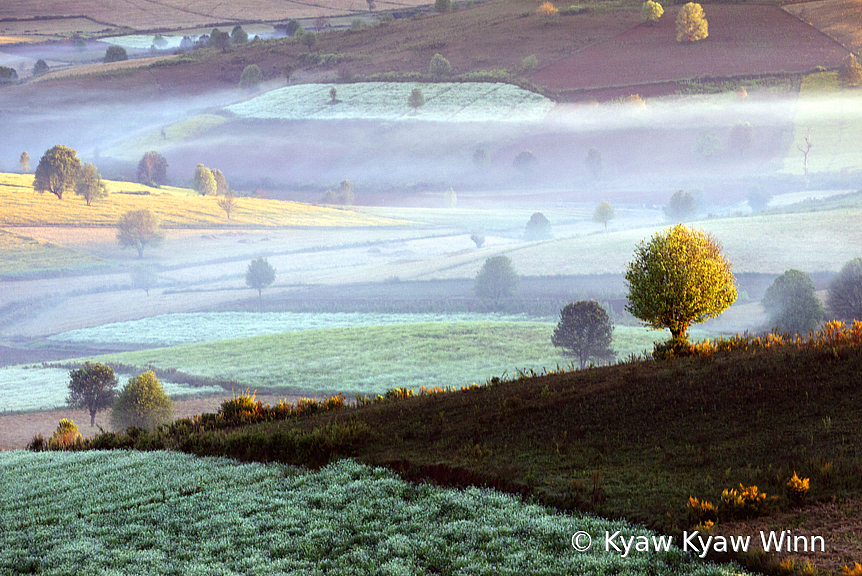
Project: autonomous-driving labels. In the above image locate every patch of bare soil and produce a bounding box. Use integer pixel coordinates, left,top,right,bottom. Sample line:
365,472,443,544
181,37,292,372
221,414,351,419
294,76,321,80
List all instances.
0,393,303,451
784,0,862,56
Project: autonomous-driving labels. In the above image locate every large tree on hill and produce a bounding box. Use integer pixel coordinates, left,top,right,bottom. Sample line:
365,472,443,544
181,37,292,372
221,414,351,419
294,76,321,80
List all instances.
552,300,615,369
762,269,824,335
625,224,736,341
676,2,708,42
75,162,109,206
193,164,217,196
117,209,164,258
33,145,81,200
137,150,168,187
66,362,118,426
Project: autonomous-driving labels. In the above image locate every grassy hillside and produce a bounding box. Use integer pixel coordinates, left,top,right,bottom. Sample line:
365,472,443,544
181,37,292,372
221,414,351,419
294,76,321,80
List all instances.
82,327,862,574
0,228,103,274
80,322,695,397
0,173,406,228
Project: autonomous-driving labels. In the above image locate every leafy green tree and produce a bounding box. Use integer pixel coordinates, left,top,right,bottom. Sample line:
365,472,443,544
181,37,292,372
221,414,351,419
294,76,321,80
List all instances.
193,164,217,196
522,54,539,71
827,257,862,322
110,371,174,431
217,191,238,219
33,145,81,200
625,224,736,340
435,0,451,12
676,2,708,42
0,66,18,84
117,208,164,258
209,28,230,51
475,255,519,299
552,300,615,368
49,418,82,450
19,151,29,174
131,265,157,295
301,31,318,52
642,0,664,23
32,59,49,76
231,25,249,45
664,189,696,221
240,64,263,89
747,185,772,212
762,269,824,335
429,53,452,76
212,169,229,196
408,87,425,111
152,33,168,48
524,212,552,241
246,256,276,299
512,150,537,173
66,362,118,426
75,162,108,206
104,45,129,63
340,180,355,205
137,150,168,186
593,201,615,231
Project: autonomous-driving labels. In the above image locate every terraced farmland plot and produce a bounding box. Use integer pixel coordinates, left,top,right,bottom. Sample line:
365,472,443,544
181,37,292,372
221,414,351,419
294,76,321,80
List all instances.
225,83,556,123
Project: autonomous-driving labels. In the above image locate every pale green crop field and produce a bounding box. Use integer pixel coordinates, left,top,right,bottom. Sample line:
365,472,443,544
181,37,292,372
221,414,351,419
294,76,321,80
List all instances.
0,452,749,576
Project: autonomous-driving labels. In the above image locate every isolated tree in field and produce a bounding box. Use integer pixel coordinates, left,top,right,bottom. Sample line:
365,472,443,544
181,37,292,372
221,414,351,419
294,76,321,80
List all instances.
642,0,664,23
762,269,824,335
475,255,519,300
75,162,108,206
32,59,49,76
0,66,18,84
117,209,164,258
593,201,615,231
747,185,772,212
66,362,118,427
695,128,720,159
137,150,168,186
408,87,425,111
838,53,862,87
585,148,603,180
729,121,753,156
470,230,485,248
212,169,229,196
512,150,537,173
522,54,539,71
676,2,708,42
301,31,318,52
429,53,452,77
231,25,249,45
104,45,129,63
827,257,862,322
193,164,217,196
217,192,238,219
329,86,339,103
240,64,263,89
435,0,451,13
340,179,355,205
19,152,29,174
538,2,559,16
444,187,457,208
625,224,736,340
552,300,615,368
246,256,276,299
131,265,157,296
33,145,81,200
664,189,697,221
524,212,552,241
110,371,174,431
473,147,489,168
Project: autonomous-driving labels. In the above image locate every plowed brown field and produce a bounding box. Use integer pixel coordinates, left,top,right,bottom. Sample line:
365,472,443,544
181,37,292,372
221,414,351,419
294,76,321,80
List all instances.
784,0,862,54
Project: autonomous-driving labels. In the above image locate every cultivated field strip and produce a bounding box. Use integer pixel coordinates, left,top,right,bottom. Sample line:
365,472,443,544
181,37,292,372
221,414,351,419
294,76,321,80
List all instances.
0,451,751,575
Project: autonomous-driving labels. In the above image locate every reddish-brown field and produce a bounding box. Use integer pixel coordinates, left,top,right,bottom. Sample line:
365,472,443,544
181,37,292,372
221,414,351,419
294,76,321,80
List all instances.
784,0,862,54
530,5,849,98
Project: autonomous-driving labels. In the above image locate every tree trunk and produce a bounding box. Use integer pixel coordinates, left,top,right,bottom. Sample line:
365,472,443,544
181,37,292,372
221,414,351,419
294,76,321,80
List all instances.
90,409,96,427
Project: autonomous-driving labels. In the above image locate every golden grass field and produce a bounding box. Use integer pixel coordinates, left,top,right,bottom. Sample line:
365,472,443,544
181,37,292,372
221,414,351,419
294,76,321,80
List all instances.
0,228,103,274
0,173,408,228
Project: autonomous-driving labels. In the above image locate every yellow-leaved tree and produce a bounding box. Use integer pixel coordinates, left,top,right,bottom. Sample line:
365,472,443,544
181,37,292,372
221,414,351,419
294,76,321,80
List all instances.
642,0,664,23
625,224,736,341
676,2,708,42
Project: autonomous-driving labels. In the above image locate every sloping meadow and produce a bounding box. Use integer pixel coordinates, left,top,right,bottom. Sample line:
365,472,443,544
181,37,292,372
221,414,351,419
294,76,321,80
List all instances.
0,450,751,576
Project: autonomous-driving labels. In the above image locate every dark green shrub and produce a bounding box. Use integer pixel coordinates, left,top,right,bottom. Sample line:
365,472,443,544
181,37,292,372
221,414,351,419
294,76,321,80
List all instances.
104,46,129,63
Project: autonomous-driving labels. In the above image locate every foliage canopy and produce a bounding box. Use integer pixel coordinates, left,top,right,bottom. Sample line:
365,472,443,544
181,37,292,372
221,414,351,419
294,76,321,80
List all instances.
137,150,168,187
193,164,216,196
104,45,129,63
116,208,164,258
246,256,276,299
676,2,708,42
762,269,824,335
827,258,862,322
110,371,174,432
552,300,615,368
664,189,697,222
240,64,263,89
593,201,615,231
75,162,108,206
642,0,664,22
524,212,552,241
66,362,118,426
625,224,736,339
474,255,519,300
33,145,81,200
429,54,452,77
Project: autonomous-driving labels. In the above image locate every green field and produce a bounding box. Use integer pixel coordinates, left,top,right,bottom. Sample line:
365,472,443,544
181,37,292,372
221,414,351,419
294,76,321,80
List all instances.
0,228,103,274
0,173,407,228
84,322,710,397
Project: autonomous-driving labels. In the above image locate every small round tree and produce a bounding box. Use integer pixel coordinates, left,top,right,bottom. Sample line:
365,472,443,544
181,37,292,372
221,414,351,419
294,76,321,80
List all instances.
642,0,664,23
593,201,615,231
625,224,737,341
246,256,276,299
32,59,49,76
408,87,425,111
747,185,772,212
33,145,81,200
193,164,217,196
524,212,552,241
49,418,82,450
240,64,263,89
137,150,168,186
75,162,109,206
231,25,249,45
429,53,452,77
513,150,537,173
117,208,164,258
475,255,519,300
676,2,708,42
552,300,615,369
827,257,862,322
104,45,129,63
762,269,824,335
664,189,697,222
110,371,174,431
66,362,118,426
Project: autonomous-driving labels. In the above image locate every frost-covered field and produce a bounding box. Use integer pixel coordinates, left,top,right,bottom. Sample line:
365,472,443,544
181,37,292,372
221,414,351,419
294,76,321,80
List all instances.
0,367,220,413
48,312,545,347
225,82,556,122
0,451,750,576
